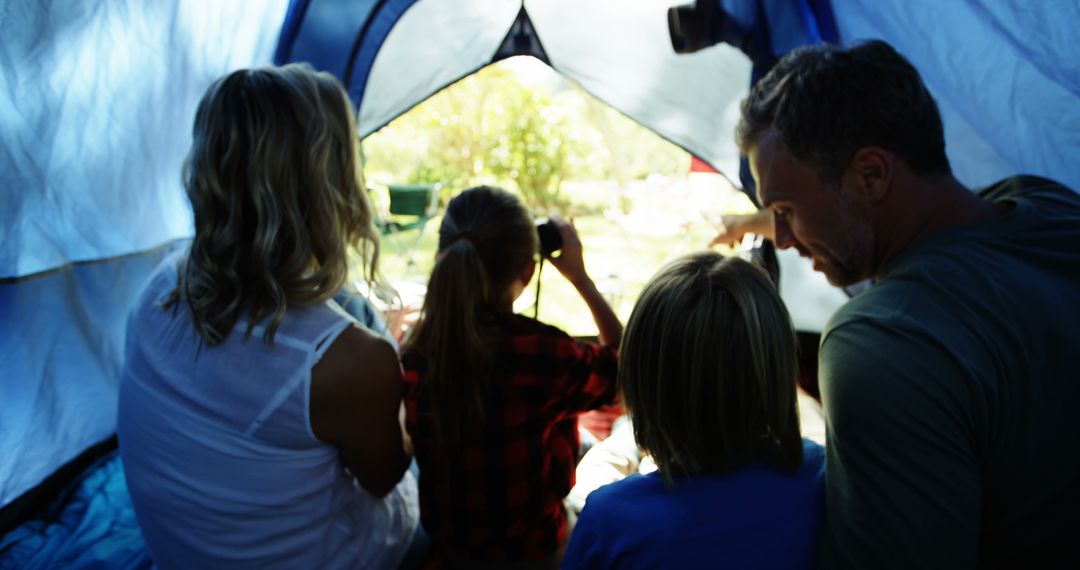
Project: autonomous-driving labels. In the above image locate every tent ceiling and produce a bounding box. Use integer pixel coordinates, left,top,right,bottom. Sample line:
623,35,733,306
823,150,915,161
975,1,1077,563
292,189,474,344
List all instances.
358,0,753,184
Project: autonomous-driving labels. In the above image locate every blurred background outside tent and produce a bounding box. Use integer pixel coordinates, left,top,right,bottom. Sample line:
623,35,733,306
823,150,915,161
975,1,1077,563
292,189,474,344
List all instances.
358,56,756,338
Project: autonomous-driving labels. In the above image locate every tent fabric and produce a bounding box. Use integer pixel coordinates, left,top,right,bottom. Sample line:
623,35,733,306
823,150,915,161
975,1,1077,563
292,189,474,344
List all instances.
0,0,290,280
706,0,838,74
0,243,186,510
524,0,753,184
1,0,289,510
4,0,1080,526
303,0,842,184
271,0,422,110
354,0,757,183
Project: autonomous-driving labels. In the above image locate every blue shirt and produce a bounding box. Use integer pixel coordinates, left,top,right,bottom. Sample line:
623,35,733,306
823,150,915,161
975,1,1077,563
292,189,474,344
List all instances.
563,439,824,569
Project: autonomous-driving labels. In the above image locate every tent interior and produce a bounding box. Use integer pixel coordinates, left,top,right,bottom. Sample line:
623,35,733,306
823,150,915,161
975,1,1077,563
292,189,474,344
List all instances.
2,0,1077,564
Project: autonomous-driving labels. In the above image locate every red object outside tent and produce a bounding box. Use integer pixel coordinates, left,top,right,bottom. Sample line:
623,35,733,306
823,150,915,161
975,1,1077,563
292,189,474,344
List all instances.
689,155,719,173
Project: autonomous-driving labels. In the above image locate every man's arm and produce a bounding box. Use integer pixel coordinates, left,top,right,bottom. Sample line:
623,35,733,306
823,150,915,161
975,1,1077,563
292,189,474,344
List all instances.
708,210,774,247
819,320,981,569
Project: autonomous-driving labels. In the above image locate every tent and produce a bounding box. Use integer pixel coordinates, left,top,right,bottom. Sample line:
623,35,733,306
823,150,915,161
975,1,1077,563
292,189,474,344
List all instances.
3,0,1078,561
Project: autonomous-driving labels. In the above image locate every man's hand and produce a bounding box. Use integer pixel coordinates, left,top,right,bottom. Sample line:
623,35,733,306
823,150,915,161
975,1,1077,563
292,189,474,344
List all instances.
708,210,774,247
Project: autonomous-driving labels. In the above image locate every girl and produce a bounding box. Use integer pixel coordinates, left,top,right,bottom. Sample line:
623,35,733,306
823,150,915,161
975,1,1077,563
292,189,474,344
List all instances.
563,253,825,569
402,186,621,568
118,64,418,568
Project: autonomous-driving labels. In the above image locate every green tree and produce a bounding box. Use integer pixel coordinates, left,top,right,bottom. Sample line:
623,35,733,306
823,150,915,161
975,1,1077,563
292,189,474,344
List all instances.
362,57,686,215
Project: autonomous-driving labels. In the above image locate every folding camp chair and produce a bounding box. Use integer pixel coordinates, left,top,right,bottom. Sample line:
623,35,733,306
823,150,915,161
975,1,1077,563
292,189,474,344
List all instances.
377,183,441,266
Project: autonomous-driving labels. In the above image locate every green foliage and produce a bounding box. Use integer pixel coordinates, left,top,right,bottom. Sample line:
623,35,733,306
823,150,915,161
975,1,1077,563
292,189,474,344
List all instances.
362,57,686,215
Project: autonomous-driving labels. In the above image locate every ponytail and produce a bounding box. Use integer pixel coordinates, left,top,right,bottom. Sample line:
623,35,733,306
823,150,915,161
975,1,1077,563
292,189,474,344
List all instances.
403,185,538,459
406,238,497,454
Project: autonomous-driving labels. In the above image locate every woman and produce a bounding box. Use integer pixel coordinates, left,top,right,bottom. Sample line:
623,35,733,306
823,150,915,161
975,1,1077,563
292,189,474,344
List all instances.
117,64,418,569
563,253,825,569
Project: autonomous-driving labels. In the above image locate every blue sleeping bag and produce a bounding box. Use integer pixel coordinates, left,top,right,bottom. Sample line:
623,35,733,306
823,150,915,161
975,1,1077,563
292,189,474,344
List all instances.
0,451,151,569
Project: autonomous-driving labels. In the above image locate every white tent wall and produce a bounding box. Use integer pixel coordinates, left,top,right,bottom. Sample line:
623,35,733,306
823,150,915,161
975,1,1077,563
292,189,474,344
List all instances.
526,0,753,182
0,0,289,509
1,1,289,278
0,244,185,512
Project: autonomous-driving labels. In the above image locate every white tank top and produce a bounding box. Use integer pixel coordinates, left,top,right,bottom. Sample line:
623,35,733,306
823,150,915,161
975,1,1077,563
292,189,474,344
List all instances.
118,252,418,569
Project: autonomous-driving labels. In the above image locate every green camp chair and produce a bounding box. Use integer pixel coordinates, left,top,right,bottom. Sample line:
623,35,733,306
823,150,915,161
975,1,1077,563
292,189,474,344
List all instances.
377,183,441,265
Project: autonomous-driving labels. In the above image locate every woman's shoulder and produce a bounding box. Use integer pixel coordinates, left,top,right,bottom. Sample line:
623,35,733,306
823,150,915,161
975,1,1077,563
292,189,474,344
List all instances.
311,325,401,434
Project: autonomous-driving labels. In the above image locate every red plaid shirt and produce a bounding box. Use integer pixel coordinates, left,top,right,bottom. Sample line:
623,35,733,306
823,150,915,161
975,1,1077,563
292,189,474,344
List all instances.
402,314,619,562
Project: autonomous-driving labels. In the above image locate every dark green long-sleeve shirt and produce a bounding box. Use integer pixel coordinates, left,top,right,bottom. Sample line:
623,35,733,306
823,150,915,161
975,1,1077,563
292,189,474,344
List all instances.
819,176,1080,569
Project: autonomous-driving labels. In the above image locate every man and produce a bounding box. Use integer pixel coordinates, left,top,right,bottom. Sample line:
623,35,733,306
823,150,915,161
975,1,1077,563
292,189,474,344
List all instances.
725,40,1080,568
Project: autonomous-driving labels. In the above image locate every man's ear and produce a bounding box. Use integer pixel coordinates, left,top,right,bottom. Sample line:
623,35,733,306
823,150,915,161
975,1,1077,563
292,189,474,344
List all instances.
519,258,536,286
846,147,894,204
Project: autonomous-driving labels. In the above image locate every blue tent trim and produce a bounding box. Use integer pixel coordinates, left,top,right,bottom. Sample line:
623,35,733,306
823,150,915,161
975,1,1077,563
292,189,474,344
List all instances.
274,0,384,78
272,0,315,64
807,0,839,45
703,0,839,198
273,0,421,108
343,0,420,105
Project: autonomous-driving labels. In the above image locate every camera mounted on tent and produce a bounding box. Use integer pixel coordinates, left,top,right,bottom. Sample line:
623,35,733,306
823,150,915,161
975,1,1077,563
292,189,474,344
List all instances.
667,0,725,54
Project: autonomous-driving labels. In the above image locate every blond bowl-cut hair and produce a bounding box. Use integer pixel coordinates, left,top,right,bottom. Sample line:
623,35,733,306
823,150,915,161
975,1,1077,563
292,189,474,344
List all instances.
166,63,380,345
620,253,802,484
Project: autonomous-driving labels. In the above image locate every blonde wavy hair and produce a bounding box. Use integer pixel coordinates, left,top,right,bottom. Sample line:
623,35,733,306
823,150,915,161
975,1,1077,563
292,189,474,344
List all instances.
166,63,380,345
